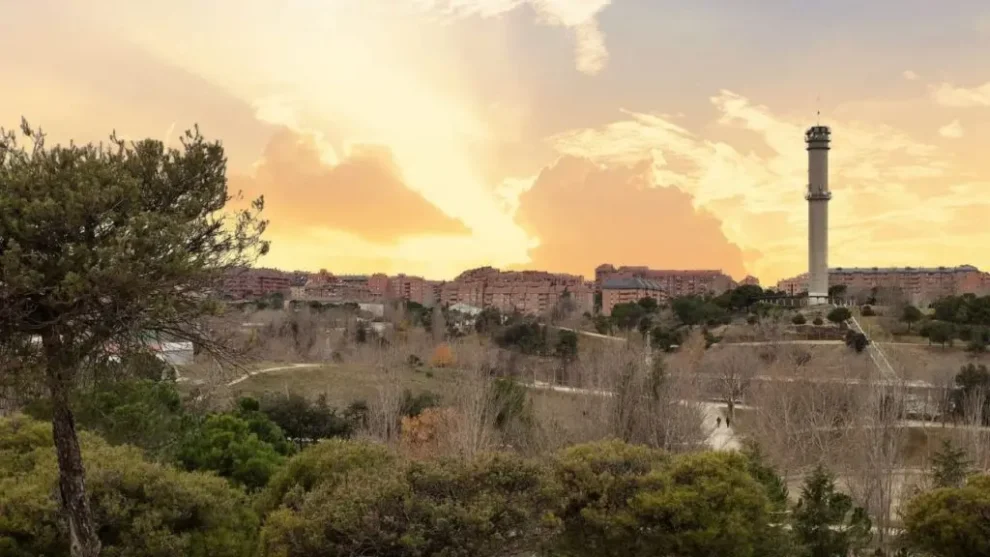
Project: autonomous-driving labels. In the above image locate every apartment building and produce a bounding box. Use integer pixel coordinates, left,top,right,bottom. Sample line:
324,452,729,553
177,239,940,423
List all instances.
301,270,375,303
601,277,670,316
439,267,594,315
775,265,990,304
595,264,735,297
368,273,390,298
222,268,292,299
387,274,430,305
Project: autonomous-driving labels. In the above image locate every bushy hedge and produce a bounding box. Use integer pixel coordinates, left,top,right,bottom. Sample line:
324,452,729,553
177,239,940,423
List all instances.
0,415,258,557
4,415,984,557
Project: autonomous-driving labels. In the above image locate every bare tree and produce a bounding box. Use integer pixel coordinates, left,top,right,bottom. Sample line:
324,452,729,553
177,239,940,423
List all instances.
431,305,446,344
843,380,907,548
707,347,759,421
444,361,499,458
959,385,990,470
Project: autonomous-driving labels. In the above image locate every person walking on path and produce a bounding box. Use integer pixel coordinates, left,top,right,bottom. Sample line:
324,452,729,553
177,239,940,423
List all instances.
716,416,722,428
725,416,731,428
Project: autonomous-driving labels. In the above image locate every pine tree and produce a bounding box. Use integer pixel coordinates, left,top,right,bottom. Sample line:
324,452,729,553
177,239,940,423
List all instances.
792,464,872,557
0,122,267,557
930,439,971,488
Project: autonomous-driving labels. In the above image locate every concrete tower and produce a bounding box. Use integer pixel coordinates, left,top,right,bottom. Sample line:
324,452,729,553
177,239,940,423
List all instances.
805,125,831,305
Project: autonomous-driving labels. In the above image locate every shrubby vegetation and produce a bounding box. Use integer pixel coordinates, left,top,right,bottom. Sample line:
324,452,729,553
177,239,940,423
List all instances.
932,293,990,327
901,475,990,557
0,415,259,557
7,409,980,557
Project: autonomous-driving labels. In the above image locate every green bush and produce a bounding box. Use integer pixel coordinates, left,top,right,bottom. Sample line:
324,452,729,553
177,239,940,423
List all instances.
177,413,287,490
258,438,396,516
550,442,786,557
791,313,807,325
901,475,990,557
826,307,852,324
257,393,357,447
23,379,195,461
399,389,442,418
260,449,554,557
0,415,258,557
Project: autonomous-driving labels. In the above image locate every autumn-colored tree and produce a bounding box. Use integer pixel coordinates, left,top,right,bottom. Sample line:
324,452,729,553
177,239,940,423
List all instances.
431,343,455,368
400,407,456,458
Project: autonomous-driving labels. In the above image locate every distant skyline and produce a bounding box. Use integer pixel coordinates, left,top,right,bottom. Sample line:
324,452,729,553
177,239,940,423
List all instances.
3,0,990,283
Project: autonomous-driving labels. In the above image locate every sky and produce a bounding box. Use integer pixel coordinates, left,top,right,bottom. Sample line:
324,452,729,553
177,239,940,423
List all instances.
3,0,990,285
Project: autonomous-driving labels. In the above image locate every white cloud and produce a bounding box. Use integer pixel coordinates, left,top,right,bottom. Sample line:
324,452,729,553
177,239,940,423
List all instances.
902,70,919,81
412,0,613,75
938,119,965,139
931,81,990,107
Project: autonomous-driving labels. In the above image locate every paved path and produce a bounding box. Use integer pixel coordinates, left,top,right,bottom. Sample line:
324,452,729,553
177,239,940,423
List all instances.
226,363,323,386
177,362,324,387
717,340,843,346
788,420,990,434
700,402,741,451
554,326,627,342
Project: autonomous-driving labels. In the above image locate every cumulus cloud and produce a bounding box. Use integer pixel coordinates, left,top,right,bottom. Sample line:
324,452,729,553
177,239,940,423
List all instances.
931,81,990,107
412,0,612,74
514,157,747,279
938,119,965,138
538,91,986,283
902,70,919,81
231,129,469,243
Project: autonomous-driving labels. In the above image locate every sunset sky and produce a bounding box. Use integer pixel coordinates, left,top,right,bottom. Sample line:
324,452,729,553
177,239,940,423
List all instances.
3,0,990,285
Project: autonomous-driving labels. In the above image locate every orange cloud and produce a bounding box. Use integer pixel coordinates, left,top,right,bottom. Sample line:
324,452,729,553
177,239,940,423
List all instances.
514,156,747,279
232,129,469,243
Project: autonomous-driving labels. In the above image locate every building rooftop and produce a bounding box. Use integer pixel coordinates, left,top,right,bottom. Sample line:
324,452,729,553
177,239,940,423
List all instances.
602,277,666,291
831,265,979,273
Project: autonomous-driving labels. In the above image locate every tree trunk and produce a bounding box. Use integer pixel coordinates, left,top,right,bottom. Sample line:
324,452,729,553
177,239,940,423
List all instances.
44,335,102,557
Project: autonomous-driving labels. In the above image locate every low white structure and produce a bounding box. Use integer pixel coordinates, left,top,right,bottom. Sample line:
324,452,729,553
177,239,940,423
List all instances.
151,341,194,366
358,302,385,317
449,302,483,316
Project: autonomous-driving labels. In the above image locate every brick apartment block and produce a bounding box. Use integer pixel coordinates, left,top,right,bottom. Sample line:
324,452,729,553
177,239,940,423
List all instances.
775,265,990,305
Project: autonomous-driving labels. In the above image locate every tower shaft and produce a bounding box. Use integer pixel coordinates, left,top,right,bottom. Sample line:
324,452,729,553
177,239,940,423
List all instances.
805,126,831,305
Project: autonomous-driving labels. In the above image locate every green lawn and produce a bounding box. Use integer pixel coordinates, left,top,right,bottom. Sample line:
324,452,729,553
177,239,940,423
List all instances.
229,363,459,407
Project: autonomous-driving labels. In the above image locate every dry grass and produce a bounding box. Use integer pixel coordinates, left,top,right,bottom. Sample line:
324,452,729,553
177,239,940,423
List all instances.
227,363,458,407
886,343,989,384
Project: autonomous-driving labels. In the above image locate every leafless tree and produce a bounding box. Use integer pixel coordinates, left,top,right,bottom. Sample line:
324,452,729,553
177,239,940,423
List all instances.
364,342,407,445
431,305,446,344
706,346,759,420
843,380,907,548
441,344,501,458
959,385,990,470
